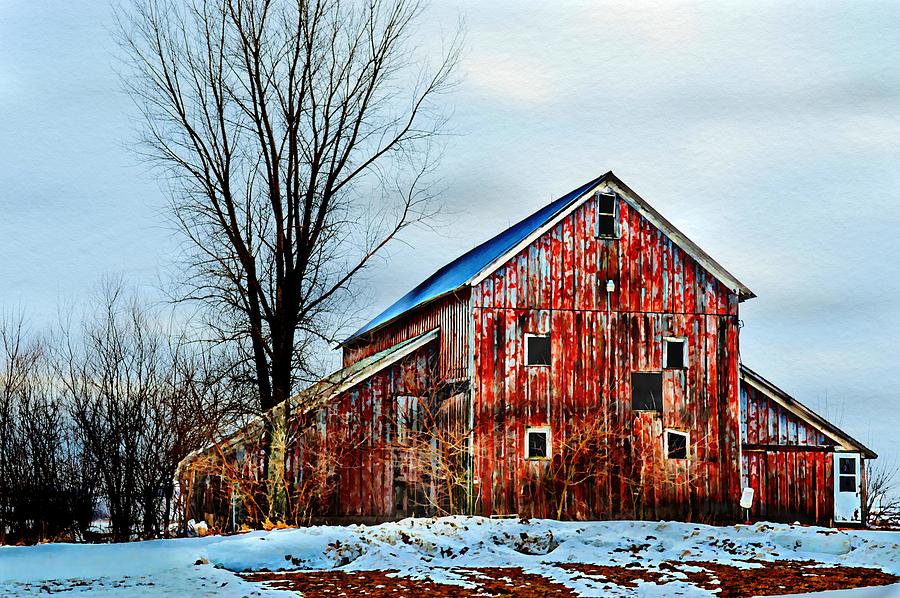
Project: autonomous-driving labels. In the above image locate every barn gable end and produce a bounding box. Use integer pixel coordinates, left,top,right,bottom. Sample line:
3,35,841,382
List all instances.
469,175,745,520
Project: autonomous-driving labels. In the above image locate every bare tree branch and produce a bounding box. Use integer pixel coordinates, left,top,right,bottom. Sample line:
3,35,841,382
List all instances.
117,0,462,413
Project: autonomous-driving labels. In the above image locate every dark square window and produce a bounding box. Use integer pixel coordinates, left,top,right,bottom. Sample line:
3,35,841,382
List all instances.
839,475,857,493
839,457,856,475
526,429,548,459
632,372,663,411
666,430,688,459
597,214,616,237
526,335,551,366
596,192,618,238
598,193,616,214
665,339,685,369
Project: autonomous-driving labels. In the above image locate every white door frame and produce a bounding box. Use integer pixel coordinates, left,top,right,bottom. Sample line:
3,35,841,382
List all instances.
833,452,862,524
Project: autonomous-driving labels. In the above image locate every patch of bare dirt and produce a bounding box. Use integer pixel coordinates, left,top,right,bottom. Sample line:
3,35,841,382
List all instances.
556,562,664,588
242,569,441,596
243,560,900,597
458,567,576,596
680,560,899,597
242,568,576,596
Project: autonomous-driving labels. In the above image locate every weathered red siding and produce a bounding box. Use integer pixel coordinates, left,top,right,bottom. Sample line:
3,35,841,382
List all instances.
308,342,437,520
471,193,742,521
740,381,836,525
342,290,470,381
181,170,879,530
472,190,738,316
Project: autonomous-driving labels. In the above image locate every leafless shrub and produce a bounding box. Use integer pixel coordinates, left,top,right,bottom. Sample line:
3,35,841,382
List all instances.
180,359,472,527
56,281,240,541
542,415,622,521
181,392,364,530
389,385,471,517
867,459,900,528
0,316,97,544
623,423,707,521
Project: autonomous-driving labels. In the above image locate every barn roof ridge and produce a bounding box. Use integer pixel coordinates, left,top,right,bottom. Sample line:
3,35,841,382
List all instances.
344,171,754,344
740,364,877,459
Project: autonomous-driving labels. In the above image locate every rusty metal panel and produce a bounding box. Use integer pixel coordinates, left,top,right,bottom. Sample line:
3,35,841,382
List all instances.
342,290,470,380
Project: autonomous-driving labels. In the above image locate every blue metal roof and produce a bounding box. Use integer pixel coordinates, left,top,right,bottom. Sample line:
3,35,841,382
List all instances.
345,173,611,342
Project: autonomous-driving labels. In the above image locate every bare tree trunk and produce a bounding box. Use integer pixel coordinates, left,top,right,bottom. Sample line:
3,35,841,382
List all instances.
117,0,461,423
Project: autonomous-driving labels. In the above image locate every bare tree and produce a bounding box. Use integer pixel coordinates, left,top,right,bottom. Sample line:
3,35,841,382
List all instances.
57,281,239,541
0,316,96,544
866,459,900,528
118,0,461,414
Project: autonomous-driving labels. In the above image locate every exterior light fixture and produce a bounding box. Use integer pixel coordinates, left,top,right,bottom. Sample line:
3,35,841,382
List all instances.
606,280,616,293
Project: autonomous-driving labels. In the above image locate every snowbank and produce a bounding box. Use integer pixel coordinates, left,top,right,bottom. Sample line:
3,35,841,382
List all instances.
202,517,900,577
2,517,899,596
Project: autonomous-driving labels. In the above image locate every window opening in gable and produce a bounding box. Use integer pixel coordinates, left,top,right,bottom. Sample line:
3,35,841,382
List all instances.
596,192,618,238
664,338,686,369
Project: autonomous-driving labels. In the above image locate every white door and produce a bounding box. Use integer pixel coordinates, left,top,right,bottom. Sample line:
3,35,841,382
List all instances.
834,453,862,524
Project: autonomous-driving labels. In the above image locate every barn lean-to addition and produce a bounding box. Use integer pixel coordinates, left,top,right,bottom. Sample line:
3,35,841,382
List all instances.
179,171,874,528
740,366,875,525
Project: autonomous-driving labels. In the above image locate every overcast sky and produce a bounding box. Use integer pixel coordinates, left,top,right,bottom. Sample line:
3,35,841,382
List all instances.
1,1,898,464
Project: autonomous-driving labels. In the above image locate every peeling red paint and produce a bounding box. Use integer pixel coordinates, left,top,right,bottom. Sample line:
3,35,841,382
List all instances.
741,381,838,525
184,184,852,527
469,196,741,520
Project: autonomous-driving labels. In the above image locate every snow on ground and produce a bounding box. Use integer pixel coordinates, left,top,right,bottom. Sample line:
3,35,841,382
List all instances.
2,517,900,596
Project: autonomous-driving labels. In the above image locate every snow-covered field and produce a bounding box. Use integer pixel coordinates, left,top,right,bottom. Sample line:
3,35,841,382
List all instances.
2,517,900,596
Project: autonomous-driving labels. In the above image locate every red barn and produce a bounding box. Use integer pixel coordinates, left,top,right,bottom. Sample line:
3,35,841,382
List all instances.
180,171,874,528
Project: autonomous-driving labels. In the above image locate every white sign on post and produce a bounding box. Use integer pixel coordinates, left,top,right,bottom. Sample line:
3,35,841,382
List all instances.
740,487,755,510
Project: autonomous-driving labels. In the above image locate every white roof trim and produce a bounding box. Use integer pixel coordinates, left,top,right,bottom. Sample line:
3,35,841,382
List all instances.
179,328,439,467
468,172,754,300
606,178,753,299
306,328,439,406
740,366,876,458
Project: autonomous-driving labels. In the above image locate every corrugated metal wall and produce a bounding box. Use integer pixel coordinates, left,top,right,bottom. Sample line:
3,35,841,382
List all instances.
342,290,471,381
183,342,464,526
318,343,437,519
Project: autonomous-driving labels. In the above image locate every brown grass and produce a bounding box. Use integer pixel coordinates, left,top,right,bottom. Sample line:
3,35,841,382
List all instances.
243,559,899,597
681,560,899,597
242,568,576,596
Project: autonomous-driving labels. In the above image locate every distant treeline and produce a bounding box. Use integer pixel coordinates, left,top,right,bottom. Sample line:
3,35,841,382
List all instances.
0,281,250,544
